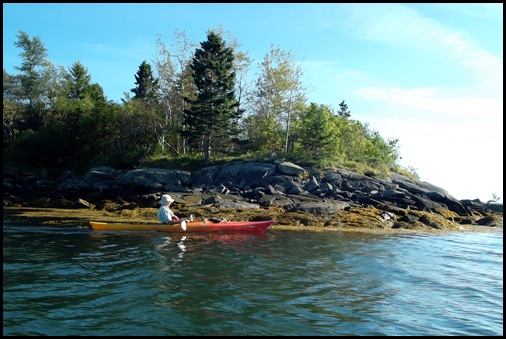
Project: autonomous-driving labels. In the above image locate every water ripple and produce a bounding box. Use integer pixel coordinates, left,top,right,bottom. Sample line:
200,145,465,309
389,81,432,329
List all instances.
3,226,503,336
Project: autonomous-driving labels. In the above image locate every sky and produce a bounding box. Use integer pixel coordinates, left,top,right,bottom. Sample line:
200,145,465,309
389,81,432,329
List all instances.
3,3,503,202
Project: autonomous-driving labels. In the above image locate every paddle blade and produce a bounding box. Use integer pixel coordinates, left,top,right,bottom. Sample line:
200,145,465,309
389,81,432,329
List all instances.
181,220,187,231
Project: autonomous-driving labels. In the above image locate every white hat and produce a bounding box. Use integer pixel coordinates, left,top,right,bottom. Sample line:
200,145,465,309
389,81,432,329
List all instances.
159,194,175,204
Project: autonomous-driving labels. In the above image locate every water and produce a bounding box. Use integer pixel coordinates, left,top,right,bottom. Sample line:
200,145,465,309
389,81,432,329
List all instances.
3,224,503,336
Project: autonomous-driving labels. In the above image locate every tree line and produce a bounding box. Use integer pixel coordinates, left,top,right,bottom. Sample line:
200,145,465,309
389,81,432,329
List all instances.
3,27,404,177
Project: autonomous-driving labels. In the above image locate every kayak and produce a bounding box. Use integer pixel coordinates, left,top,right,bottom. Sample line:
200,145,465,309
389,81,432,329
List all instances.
89,219,275,234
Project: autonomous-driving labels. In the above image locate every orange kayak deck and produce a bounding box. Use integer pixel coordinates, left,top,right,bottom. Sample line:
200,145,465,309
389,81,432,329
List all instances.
89,219,275,234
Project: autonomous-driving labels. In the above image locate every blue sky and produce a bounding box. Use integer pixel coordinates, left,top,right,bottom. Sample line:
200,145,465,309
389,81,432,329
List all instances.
3,3,503,202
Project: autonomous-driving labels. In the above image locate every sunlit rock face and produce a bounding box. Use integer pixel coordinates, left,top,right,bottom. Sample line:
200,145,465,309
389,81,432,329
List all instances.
3,161,501,231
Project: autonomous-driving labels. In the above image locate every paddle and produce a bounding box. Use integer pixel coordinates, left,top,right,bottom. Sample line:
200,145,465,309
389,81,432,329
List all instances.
181,219,187,231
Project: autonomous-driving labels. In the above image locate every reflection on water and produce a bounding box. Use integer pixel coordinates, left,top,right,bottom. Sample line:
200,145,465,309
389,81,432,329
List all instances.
3,225,503,336
157,235,187,259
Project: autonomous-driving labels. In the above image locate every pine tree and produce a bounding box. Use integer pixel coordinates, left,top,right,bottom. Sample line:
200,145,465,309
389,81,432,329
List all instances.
184,31,243,164
131,61,160,106
13,31,49,130
67,61,92,100
14,31,48,106
299,103,336,163
337,100,351,118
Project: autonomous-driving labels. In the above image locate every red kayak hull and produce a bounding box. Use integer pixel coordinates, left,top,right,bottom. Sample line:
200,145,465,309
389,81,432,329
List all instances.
89,219,275,234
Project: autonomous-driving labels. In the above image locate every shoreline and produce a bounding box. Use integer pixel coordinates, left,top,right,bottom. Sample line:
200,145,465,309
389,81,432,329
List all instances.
3,206,502,235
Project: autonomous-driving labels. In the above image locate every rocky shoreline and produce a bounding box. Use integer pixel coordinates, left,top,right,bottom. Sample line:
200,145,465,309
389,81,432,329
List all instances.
3,206,502,235
3,160,503,233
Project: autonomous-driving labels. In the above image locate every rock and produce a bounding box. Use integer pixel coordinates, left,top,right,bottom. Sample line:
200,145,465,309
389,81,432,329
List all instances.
278,161,306,176
476,215,500,226
2,161,502,232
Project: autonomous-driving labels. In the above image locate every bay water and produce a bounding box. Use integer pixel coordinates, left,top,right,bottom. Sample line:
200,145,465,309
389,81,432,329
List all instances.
3,224,503,336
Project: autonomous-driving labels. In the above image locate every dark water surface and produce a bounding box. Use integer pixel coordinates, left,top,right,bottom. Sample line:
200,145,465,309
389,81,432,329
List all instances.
3,224,503,336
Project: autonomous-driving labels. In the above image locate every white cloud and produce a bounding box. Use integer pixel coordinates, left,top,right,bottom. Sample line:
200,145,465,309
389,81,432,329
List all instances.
345,4,502,88
336,4,503,201
355,86,502,120
344,4,447,50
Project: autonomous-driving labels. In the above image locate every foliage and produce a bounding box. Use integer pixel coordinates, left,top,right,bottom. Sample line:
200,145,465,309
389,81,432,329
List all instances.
391,165,420,181
297,103,337,166
240,113,284,153
209,25,253,108
243,44,306,154
337,100,351,118
67,62,92,100
130,60,160,105
11,31,49,131
13,31,48,107
153,30,198,156
486,193,502,204
5,28,409,183
183,31,244,165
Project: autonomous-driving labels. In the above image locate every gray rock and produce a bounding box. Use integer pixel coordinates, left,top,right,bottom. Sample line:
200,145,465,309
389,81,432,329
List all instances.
278,161,306,176
3,160,495,220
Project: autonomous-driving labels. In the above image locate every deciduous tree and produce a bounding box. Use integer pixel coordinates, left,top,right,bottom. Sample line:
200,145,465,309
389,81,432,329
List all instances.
246,45,306,154
154,30,197,154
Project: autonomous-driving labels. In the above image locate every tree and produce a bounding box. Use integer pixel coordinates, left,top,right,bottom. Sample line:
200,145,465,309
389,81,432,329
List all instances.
183,31,243,164
363,130,400,167
209,25,253,108
241,112,283,153
14,31,48,104
86,83,107,104
67,61,92,100
131,60,160,106
246,44,306,154
153,30,197,154
298,103,338,165
126,60,164,158
13,31,49,129
3,69,24,146
41,62,69,109
337,100,351,118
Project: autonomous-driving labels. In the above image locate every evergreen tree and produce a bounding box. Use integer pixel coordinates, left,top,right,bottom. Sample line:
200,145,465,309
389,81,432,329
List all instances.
14,31,48,105
298,103,337,164
184,31,243,164
127,61,163,158
13,31,49,130
131,61,160,105
337,100,351,118
67,61,92,100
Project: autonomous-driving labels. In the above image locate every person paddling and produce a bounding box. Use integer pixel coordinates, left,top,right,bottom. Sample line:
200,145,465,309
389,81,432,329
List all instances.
157,194,180,224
